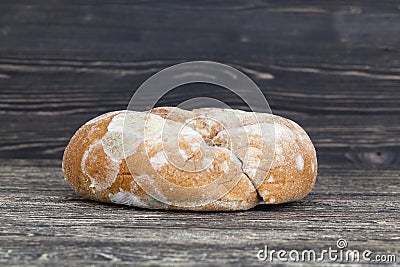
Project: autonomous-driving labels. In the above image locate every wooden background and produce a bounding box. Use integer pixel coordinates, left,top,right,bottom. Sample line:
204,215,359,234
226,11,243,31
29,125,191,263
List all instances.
0,1,399,266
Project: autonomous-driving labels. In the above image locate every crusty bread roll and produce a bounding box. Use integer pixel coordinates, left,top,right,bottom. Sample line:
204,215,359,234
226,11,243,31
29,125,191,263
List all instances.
62,107,317,211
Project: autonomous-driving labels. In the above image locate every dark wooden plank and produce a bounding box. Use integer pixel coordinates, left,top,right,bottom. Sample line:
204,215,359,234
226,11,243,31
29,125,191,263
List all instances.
0,1,399,265
0,1,400,165
0,159,398,266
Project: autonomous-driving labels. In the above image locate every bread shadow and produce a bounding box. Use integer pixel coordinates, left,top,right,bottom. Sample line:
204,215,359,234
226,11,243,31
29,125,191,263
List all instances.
64,193,306,214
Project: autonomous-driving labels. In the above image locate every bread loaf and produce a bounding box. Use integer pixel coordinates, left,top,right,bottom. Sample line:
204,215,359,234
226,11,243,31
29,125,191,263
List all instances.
62,107,317,211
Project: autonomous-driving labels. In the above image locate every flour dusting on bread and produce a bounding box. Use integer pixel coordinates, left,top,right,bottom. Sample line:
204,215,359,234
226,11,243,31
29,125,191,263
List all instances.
63,107,318,211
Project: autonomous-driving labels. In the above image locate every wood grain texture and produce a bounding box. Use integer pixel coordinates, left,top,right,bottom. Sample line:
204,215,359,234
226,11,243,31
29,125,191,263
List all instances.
0,159,399,266
0,1,399,266
0,0,399,166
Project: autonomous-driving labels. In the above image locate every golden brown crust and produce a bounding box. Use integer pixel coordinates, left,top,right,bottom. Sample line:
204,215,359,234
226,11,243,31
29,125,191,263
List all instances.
192,108,317,204
62,111,123,202
62,107,317,211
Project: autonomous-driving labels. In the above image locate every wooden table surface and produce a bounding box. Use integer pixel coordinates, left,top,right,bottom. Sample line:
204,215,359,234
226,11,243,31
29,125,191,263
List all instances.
0,1,399,266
